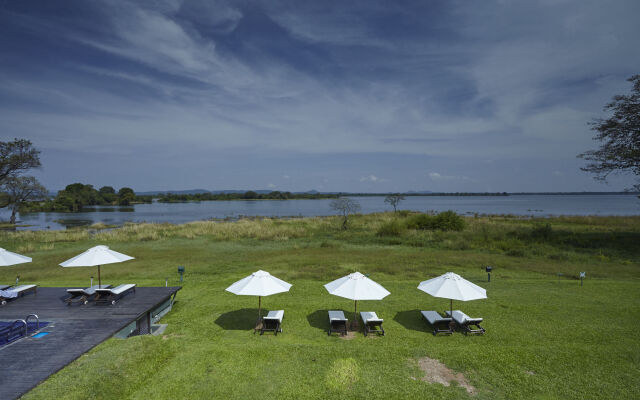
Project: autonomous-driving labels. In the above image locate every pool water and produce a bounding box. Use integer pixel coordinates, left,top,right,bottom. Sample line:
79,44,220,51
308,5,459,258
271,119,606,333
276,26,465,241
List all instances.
32,332,50,338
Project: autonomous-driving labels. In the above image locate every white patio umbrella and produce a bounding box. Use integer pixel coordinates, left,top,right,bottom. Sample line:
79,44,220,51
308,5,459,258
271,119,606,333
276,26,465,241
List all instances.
324,272,390,328
418,272,487,316
59,245,134,286
225,270,292,319
0,248,32,266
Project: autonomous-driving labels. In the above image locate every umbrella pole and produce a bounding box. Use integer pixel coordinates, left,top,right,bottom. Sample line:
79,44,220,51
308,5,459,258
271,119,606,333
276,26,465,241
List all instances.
98,265,101,287
258,296,262,319
352,300,358,331
450,299,452,316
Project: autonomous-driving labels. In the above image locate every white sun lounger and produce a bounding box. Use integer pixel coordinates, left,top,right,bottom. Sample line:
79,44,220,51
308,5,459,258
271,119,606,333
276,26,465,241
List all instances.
0,284,11,291
421,311,454,336
0,284,38,305
95,283,136,305
261,310,284,335
360,311,385,336
66,284,111,305
446,310,485,335
328,310,348,336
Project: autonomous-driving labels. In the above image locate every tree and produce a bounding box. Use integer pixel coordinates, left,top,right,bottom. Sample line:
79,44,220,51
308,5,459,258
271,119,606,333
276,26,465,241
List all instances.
578,75,640,191
117,187,135,206
384,194,405,212
3,176,47,224
0,138,41,185
99,186,117,204
330,197,361,230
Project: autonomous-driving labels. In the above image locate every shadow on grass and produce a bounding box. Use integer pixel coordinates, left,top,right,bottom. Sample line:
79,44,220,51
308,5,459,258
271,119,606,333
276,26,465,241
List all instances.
306,309,331,332
393,309,429,333
215,308,260,330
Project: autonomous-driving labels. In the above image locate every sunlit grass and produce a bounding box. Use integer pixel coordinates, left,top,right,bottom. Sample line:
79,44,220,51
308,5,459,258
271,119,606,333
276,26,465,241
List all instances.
0,213,638,399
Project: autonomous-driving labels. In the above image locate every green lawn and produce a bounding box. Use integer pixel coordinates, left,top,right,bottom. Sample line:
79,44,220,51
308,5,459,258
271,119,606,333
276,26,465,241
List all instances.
1,213,639,399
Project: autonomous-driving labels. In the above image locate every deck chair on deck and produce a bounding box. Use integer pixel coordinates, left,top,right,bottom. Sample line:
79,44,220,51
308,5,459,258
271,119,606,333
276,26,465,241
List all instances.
328,310,348,336
446,310,485,335
0,284,37,305
65,284,111,305
421,311,454,336
260,310,284,335
95,284,136,305
360,311,385,336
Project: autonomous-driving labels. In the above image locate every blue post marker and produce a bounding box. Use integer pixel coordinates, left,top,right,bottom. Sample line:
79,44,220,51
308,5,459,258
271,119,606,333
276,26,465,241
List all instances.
90,276,94,287
178,266,185,283
15,275,19,285
580,272,586,286
485,266,493,282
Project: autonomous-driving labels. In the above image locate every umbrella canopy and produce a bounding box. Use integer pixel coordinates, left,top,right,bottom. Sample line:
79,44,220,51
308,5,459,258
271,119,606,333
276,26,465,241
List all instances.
418,272,487,315
324,272,390,300
324,272,390,329
0,248,32,267
60,245,134,286
226,270,292,319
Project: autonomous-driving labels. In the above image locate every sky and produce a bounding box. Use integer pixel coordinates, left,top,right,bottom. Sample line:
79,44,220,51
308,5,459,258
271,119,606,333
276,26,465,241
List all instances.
1,0,639,193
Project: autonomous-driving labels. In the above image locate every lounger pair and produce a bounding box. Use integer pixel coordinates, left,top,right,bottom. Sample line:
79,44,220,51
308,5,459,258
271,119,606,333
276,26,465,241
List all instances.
328,310,348,336
95,283,136,305
360,311,384,336
65,284,111,305
421,311,454,335
446,310,485,335
0,284,37,305
260,310,284,335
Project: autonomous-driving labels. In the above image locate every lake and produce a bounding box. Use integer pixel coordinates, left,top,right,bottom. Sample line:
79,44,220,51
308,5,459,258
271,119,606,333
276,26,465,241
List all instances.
2,194,639,231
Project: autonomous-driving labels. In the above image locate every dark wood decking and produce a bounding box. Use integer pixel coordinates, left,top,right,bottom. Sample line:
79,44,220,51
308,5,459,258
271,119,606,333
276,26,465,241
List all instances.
0,286,181,400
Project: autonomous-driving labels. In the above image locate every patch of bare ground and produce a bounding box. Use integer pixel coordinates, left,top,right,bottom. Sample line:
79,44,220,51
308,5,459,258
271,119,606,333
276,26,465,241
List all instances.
414,356,476,395
338,331,357,340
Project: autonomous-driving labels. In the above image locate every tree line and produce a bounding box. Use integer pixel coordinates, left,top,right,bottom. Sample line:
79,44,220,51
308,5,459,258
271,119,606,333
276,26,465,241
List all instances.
20,183,152,213
157,191,339,202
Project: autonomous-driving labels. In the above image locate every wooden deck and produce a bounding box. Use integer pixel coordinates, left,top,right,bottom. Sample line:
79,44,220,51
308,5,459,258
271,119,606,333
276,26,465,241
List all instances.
0,286,181,400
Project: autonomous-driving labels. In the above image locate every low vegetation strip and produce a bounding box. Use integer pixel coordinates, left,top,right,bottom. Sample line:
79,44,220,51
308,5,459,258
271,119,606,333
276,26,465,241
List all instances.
0,213,637,399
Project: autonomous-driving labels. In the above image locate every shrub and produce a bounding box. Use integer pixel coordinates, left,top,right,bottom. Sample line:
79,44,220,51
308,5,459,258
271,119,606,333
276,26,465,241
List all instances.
531,223,553,241
406,214,435,230
397,210,411,217
406,211,465,231
376,220,405,237
433,210,465,231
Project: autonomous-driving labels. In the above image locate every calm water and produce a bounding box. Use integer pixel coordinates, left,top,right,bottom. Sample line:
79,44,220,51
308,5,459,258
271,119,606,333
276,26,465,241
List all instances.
2,195,638,231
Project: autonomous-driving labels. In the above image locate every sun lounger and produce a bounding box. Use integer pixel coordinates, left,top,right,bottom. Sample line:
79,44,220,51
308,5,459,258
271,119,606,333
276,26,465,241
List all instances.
65,284,111,305
261,310,284,335
360,311,385,336
446,310,485,335
421,310,454,336
0,284,37,305
95,283,136,305
0,285,11,291
328,310,348,336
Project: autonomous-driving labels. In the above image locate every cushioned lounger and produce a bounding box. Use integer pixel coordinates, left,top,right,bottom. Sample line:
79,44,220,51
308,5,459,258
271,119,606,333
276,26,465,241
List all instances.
0,284,37,305
328,310,348,336
446,310,485,335
360,311,385,336
261,310,284,335
421,310,454,335
65,284,111,305
0,285,11,291
95,283,136,305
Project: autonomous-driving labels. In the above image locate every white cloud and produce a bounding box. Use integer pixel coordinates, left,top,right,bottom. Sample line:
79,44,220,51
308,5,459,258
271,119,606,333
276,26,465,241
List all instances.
360,175,379,182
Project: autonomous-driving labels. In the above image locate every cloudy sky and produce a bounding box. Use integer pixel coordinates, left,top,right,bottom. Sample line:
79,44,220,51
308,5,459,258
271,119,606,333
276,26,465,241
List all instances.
1,0,638,193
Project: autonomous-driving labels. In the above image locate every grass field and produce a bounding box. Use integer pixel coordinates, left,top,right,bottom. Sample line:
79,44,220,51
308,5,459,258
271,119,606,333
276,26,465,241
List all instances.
1,213,639,399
